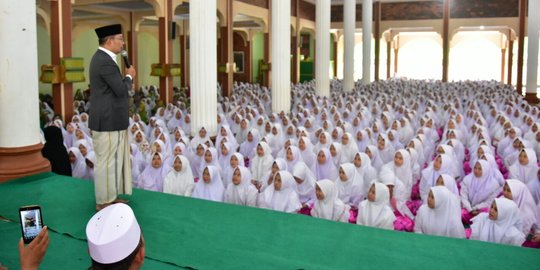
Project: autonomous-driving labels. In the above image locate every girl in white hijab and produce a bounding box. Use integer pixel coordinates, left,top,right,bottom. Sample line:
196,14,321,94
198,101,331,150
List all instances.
190,143,208,179
414,186,465,238
224,166,258,207
419,154,457,202
68,147,87,180
336,163,365,207
216,125,239,151
199,147,221,178
365,145,384,170
222,152,245,189
285,146,304,174
435,174,460,199
298,136,317,171
356,182,396,230
354,130,370,155
250,142,274,186
461,160,501,224
130,143,145,180
163,155,195,196
378,169,415,221
338,132,359,164
136,152,171,192
353,152,377,195
470,198,526,246
311,179,350,222
218,142,235,174
407,138,426,168
259,170,302,213
292,162,317,208
387,130,404,151
329,142,343,167
315,148,338,181
239,129,260,160
503,179,538,235
377,134,396,165
192,165,225,202
314,131,332,155
508,148,538,185
380,149,413,198
189,127,211,151
260,158,288,192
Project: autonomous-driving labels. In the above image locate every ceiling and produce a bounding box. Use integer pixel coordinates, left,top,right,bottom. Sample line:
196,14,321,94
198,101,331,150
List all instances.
70,0,434,29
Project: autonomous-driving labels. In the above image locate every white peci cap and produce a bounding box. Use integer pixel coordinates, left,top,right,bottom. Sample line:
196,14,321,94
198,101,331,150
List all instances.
86,203,141,264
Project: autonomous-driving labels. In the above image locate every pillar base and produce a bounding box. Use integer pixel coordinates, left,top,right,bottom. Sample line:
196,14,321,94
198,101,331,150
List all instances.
0,143,51,183
524,93,540,105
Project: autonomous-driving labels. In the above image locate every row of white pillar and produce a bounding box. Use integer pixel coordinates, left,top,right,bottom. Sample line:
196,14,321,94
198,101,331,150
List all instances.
190,0,367,135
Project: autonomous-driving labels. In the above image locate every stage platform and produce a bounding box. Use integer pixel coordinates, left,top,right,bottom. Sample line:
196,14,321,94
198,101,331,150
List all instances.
0,172,538,269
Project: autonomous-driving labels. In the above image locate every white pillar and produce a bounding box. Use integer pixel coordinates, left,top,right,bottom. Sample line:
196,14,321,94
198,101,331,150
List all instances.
526,0,539,96
0,1,41,148
190,0,218,137
343,0,356,92
271,0,291,113
0,0,50,181
316,0,331,97
362,0,373,84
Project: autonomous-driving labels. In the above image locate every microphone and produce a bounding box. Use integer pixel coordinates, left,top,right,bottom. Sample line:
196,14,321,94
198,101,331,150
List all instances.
121,50,131,68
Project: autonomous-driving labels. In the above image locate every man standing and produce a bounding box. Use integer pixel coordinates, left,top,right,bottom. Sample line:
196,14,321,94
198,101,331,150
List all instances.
89,24,136,211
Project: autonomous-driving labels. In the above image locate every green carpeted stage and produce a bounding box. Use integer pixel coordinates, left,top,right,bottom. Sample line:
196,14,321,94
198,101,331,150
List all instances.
0,173,538,269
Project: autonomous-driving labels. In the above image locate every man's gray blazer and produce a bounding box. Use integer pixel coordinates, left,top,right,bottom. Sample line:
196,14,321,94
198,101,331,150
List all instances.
88,49,132,132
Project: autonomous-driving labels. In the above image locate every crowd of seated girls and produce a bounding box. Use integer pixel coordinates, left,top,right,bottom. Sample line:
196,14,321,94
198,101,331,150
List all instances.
43,79,540,248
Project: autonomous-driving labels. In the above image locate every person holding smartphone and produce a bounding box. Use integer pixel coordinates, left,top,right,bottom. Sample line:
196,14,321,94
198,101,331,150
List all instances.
17,203,144,270
18,205,49,270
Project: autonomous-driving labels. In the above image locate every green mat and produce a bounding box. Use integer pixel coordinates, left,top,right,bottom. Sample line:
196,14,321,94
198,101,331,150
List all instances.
0,173,539,269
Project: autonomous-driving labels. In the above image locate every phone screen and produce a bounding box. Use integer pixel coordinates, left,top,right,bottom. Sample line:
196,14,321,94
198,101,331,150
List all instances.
19,206,43,244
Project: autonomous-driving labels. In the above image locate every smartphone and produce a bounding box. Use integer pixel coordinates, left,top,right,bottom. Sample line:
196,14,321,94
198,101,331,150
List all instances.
19,205,44,244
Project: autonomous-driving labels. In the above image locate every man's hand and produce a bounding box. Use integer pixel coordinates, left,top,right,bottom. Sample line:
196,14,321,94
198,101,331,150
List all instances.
18,226,49,270
125,66,136,79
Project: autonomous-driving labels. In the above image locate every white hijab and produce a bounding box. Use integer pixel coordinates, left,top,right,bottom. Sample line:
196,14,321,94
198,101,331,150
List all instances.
250,142,274,183
463,160,501,207
354,152,378,195
136,152,171,192
261,170,302,213
506,179,538,235
239,129,260,160
508,148,538,185
163,155,195,196
292,162,317,204
315,148,338,181
311,179,350,222
471,198,525,246
420,154,456,202
381,149,413,195
68,147,87,179
224,166,258,207
298,136,317,171
356,182,395,230
436,174,460,199
340,132,359,163
285,146,304,174
414,186,465,238
192,165,225,202
336,163,365,205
